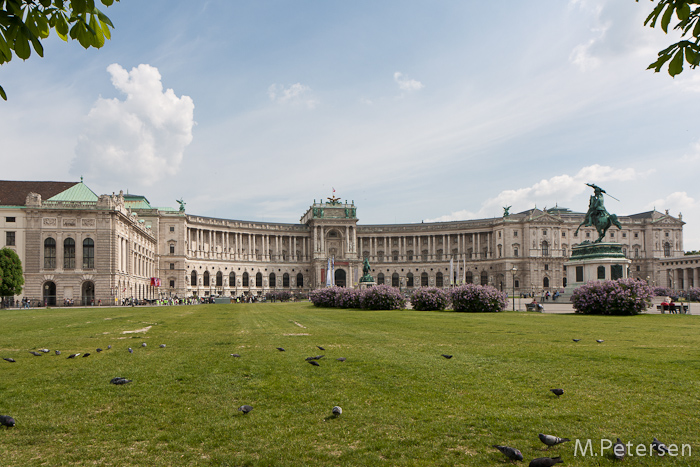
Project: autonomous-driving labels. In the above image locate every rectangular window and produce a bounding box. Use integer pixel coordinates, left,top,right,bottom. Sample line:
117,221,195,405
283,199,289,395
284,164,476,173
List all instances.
562,232,566,237
544,264,549,271
576,266,584,282
6,231,15,246
6,217,15,222
513,231,518,237
169,244,175,254
170,280,175,288
169,263,175,270
169,226,175,232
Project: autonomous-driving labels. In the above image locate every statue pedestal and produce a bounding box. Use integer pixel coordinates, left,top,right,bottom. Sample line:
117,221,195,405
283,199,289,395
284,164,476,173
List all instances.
358,281,376,290
561,242,631,301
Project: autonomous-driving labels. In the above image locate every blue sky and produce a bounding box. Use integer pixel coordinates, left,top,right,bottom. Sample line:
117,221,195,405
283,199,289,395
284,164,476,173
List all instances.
2,1,699,248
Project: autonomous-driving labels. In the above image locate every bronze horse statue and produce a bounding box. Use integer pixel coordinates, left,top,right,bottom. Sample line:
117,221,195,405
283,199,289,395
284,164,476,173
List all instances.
575,183,621,243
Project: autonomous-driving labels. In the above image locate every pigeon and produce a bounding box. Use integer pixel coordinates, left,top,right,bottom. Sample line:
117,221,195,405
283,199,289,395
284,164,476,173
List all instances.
110,377,132,385
29,351,42,356
107,345,112,349
317,346,325,351
276,347,285,352
493,445,524,462
332,406,342,416
596,339,604,343
55,350,61,355
572,339,580,342
39,348,50,353
308,360,320,366
549,388,564,397
613,438,625,460
529,457,563,467
160,344,166,348
539,433,570,448
441,354,453,359
231,353,241,357
652,437,668,455
96,348,103,352
0,415,16,428
238,405,253,414
3,358,15,363
305,355,324,361
67,353,80,359
128,348,133,353
141,343,147,347
82,353,91,358
336,357,346,362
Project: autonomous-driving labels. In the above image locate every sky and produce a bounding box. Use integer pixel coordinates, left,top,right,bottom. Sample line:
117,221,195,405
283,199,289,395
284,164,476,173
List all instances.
1,1,699,249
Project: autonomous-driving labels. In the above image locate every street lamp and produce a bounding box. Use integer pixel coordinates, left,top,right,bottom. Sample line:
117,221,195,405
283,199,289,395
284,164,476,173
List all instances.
511,266,517,312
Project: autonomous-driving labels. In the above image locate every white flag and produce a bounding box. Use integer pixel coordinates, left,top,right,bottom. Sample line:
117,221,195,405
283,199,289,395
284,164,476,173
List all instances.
326,257,332,287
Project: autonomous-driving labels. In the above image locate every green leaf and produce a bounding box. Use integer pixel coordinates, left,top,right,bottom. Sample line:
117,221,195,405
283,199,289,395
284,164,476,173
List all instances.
694,17,700,37
0,32,11,61
678,2,691,21
668,48,684,76
661,2,675,33
686,48,699,66
0,84,6,101
54,13,69,40
13,28,31,59
88,14,103,47
100,0,114,6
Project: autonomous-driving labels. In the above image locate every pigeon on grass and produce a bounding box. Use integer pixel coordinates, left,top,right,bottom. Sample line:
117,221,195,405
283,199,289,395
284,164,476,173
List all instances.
549,389,564,397
238,405,253,414
29,351,42,356
492,445,524,462
142,343,147,347
332,406,342,416
613,438,625,460
596,339,604,343
308,360,320,366
336,357,346,362
317,346,325,351
67,353,80,359
529,457,563,467
3,358,15,363
0,415,16,428
96,348,102,352
39,349,50,353
441,354,453,359
276,347,285,352
652,437,668,455
230,353,241,358
128,348,133,354
82,353,91,358
160,344,166,348
55,350,61,355
572,339,580,342
110,377,132,385
305,355,324,361
538,433,570,448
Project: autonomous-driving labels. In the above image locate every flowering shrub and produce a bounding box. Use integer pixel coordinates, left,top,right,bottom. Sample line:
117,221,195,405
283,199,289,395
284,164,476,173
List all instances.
653,286,676,297
680,288,700,302
449,284,507,313
571,278,653,315
310,285,403,310
309,286,343,308
360,284,406,310
410,287,449,311
336,288,362,308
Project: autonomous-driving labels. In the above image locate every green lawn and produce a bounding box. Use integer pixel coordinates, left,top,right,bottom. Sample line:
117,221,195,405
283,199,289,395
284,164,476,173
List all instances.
0,303,698,466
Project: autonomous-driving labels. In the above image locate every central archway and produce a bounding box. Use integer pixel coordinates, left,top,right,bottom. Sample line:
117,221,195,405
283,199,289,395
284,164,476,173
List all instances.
81,281,95,306
43,281,56,306
334,269,346,287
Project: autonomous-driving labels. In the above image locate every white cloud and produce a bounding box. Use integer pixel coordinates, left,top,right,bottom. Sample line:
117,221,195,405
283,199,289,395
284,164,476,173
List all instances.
268,83,318,109
646,192,696,216
70,64,194,188
426,165,649,222
394,72,424,92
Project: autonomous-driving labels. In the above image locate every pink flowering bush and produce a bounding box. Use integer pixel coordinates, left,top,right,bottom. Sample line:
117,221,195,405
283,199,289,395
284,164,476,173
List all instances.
449,284,507,313
571,278,653,315
265,291,292,302
410,287,449,311
309,286,343,308
680,288,700,302
310,285,404,310
653,286,676,297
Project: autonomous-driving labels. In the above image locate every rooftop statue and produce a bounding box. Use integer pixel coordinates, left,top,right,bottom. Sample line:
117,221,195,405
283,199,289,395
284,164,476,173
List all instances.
575,183,622,243
503,205,511,217
176,198,186,213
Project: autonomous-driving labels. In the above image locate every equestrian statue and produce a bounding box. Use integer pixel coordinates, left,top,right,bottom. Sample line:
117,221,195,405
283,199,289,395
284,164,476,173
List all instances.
575,183,622,243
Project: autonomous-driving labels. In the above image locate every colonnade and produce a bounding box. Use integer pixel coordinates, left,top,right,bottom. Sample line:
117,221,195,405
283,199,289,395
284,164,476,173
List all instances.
357,232,493,262
187,228,310,261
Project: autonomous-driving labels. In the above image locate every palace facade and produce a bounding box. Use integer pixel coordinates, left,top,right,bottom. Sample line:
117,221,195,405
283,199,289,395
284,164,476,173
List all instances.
0,180,694,305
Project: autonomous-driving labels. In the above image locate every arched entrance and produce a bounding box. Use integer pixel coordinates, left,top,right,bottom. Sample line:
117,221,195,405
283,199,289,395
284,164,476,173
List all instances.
43,281,56,306
334,269,346,287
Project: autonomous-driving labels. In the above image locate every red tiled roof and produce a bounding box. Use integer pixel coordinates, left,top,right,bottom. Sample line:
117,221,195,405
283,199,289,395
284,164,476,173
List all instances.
0,180,79,206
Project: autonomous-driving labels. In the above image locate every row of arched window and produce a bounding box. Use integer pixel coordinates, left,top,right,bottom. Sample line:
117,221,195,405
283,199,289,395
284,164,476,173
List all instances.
189,271,304,288
44,237,94,269
374,270,490,287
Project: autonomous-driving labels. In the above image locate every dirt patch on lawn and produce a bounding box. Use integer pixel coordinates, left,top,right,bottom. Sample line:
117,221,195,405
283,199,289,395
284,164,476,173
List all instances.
122,325,152,334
